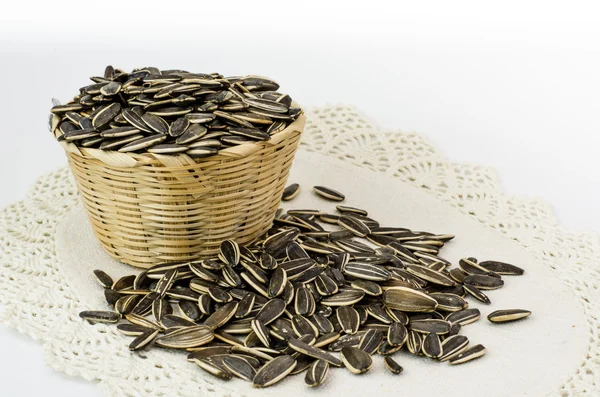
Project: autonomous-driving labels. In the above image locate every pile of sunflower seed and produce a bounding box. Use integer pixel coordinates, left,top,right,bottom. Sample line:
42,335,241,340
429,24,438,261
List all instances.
50,66,301,157
80,183,531,388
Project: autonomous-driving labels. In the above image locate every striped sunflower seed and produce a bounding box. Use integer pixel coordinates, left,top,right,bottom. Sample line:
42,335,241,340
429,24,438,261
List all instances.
340,346,373,374
487,309,531,323
305,360,329,387
439,335,470,362
253,355,296,388
313,186,345,201
383,287,438,312
449,344,486,365
384,357,404,374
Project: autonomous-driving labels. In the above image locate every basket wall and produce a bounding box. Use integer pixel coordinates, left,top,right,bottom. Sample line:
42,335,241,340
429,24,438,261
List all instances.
65,117,304,268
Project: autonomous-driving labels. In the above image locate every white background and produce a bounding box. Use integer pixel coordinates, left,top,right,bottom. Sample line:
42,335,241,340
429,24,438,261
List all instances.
0,1,599,395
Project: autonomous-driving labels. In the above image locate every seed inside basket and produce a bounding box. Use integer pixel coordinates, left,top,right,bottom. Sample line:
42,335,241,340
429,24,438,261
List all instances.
50,66,303,158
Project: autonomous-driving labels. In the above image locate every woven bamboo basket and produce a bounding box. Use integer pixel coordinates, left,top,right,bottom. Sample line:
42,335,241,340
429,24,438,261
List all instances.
53,112,305,268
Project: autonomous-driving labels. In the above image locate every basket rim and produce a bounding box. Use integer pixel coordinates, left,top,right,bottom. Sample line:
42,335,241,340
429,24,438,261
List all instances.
54,104,305,168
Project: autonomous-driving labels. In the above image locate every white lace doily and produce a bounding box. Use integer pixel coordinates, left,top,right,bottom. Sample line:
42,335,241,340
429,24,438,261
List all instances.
1,105,598,396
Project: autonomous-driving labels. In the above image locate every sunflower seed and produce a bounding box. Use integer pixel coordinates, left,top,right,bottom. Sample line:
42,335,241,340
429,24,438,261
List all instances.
487,309,531,323
305,360,329,387
445,308,481,325
463,284,491,304
338,216,371,237
321,289,365,307
203,302,238,330
193,357,232,379
407,331,423,355
464,275,504,290
449,344,486,365
439,335,470,361
118,134,167,152
422,333,442,358
129,329,159,351
383,287,438,312
479,261,525,276
93,269,113,288
313,186,345,201
294,285,316,316
357,329,383,354
223,355,257,382
288,338,343,367
344,262,390,281
336,306,360,334
255,298,286,325
340,346,372,374
281,183,300,201
388,322,408,346
406,264,456,286
79,311,121,323
383,357,404,374
253,355,296,388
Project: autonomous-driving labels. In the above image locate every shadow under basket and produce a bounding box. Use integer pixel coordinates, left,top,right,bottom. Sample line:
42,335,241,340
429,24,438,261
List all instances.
58,114,305,269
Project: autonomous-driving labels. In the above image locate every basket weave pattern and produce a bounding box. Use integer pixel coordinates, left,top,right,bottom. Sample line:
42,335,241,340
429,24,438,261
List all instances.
63,115,305,268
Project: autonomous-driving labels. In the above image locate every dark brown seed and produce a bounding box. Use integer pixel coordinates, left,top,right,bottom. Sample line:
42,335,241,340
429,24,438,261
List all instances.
129,329,159,351
422,333,442,358
79,311,121,323
409,319,451,335
100,81,122,96
340,346,373,374
169,117,190,137
288,338,343,367
487,309,532,323
104,289,121,306
253,355,296,388
344,262,390,282
337,306,360,334
439,335,470,361
313,186,345,201
463,284,491,304
449,344,486,365
155,325,214,349
445,308,481,325
383,287,438,312
294,285,316,316
203,302,238,330
117,323,151,336
255,299,286,325
193,357,232,380
223,355,257,382
321,289,365,307
132,291,159,316
93,269,113,288
176,123,207,144
430,293,467,312
118,134,167,152
92,103,121,129
228,127,270,141
219,240,240,267
187,147,218,158
305,360,329,387
251,319,272,348
282,183,300,201
406,264,456,287
384,357,404,374
479,260,525,276
464,274,504,290
358,329,383,354
388,322,408,346
338,216,371,237
407,331,423,355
